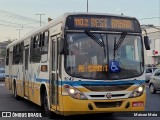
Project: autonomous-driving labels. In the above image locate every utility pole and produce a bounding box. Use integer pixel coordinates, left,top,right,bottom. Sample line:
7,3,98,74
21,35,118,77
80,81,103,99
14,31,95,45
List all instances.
16,29,22,39
36,14,45,26
87,0,88,12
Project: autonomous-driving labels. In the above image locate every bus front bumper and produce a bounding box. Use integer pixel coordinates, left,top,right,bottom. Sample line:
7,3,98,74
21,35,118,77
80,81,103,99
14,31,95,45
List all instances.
61,93,146,116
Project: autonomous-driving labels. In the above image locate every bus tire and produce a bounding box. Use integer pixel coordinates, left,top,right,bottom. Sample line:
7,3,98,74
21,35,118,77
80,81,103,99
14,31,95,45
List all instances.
13,82,20,100
42,90,51,117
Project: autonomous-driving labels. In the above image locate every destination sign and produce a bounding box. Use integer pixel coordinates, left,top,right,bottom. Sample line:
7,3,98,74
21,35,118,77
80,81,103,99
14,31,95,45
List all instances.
78,65,108,72
74,18,107,28
74,18,132,30
66,15,141,33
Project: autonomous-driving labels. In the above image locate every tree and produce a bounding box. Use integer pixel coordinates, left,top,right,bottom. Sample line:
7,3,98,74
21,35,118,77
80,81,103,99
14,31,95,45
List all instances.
0,39,13,58
1,49,6,57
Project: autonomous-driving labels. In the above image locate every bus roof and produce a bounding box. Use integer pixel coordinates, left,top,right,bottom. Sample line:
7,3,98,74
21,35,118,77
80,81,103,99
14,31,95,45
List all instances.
7,12,138,48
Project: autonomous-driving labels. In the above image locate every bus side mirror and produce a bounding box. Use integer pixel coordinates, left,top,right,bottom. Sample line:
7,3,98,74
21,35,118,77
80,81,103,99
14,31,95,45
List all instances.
59,38,64,54
144,36,150,50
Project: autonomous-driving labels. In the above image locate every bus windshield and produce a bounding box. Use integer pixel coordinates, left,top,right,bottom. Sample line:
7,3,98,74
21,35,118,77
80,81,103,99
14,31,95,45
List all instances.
65,32,144,80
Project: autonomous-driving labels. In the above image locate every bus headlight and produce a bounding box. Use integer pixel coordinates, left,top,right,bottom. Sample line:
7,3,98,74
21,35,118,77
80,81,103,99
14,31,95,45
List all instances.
129,84,145,98
63,84,87,100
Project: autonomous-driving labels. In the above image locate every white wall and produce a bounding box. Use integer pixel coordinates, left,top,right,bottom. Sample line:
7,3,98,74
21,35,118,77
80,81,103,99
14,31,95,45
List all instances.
143,30,160,65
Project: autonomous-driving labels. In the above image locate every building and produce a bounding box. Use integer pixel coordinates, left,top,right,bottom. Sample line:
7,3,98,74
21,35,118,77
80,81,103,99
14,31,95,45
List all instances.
141,25,160,66
0,40,13,68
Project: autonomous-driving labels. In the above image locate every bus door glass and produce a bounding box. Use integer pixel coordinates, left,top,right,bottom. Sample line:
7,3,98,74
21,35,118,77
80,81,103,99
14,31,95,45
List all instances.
50,35,59,110
23,46,29,97
9,51,13,90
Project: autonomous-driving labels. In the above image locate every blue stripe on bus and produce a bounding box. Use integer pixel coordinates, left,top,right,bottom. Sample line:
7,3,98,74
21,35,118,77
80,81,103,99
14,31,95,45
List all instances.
5,75,9,77
58,80,145,86
36,78,50,83
5,75,145,86
5,75,17,78
35,79,145,86
12,75,17,78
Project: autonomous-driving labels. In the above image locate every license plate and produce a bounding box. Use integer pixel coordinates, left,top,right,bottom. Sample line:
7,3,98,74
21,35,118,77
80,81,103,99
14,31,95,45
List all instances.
132,102,144,107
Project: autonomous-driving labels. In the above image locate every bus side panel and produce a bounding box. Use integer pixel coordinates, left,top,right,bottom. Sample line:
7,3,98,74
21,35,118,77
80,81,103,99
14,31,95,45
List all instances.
33,82,41,105
28,81,33,101
27,62,49,106
13,64,24,97
5,66,9,89
28,63,40,104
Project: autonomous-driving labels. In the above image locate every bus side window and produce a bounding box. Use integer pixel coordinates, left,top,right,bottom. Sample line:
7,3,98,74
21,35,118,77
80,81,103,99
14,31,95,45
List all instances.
20,42,24,64
42,32,45,46
41,31,49,54
13,46,15,64
13,44,19,64
36,35,40,48
33,37,36,49
15,45,18,64
30,35,41,63
39,34,42,47
6,49,9,65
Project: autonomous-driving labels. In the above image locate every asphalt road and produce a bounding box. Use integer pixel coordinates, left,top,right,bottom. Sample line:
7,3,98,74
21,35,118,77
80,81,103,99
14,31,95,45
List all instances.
0,82,160,120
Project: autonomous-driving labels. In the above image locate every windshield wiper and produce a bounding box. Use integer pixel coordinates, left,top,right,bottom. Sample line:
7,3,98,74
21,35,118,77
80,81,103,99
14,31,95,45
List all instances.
114,32,127,51
113,32,127,60
85,30,104,47
85,30,106,58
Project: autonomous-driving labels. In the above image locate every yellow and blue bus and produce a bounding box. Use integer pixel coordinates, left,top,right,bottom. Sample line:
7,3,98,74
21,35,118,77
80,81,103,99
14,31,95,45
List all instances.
5,13,150,116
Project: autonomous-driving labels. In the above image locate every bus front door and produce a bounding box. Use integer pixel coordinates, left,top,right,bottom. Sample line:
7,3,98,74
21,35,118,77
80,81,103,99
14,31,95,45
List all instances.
23,46,29,97
50,35,60,111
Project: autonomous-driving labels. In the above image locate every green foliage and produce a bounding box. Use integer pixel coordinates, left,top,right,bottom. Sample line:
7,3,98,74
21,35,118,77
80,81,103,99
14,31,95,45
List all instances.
1,49,6,57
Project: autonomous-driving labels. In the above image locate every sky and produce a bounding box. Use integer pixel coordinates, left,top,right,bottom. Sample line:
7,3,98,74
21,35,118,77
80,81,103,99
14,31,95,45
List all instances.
0,0,159,41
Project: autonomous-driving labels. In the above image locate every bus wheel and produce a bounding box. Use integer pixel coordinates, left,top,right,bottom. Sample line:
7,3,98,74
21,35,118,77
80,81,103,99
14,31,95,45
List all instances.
149,84,156,94
13,82,20,100
42,90,51,117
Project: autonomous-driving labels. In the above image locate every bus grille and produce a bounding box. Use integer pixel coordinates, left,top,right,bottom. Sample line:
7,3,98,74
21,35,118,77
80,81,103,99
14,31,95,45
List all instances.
90,94,125,98
94,101,122,108
81,84,133,91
